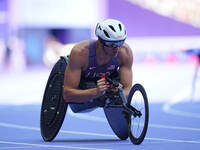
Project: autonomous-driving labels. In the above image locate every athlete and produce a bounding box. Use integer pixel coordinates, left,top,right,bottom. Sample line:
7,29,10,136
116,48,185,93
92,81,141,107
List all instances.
63,19,133,112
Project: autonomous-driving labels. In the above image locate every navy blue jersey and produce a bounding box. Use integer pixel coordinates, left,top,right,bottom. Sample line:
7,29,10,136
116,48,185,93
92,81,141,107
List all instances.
70,40,120,113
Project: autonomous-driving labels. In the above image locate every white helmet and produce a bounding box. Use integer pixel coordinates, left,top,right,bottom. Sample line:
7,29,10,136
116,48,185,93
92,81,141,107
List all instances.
95,19,127,41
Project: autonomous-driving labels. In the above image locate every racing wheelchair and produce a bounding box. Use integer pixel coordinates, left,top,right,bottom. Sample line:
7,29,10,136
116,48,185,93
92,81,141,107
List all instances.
40,56,149,145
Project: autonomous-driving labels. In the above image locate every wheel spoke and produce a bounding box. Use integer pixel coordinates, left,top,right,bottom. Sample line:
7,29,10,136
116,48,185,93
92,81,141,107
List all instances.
128,84,149,144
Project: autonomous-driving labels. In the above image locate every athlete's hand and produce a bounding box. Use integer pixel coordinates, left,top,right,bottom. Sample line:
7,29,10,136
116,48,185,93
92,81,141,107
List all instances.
96,78,109,96
110,83,123,92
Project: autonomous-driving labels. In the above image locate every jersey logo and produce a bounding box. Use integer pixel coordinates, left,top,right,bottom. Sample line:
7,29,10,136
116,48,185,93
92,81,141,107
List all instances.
107,65,115,70
89,67,96,70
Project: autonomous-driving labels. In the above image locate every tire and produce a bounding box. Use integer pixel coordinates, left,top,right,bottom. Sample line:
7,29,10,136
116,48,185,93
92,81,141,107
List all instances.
127,83,149,145
40,57,68,141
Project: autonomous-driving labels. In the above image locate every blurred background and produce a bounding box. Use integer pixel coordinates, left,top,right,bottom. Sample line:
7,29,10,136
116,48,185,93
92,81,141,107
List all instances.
0,0,200,105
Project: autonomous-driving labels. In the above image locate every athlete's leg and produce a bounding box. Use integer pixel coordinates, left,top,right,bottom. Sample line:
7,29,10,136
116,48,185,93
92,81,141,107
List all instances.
69,96,106,113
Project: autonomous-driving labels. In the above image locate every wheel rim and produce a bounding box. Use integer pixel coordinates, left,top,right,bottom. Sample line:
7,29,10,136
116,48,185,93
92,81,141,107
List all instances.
129,90,146,139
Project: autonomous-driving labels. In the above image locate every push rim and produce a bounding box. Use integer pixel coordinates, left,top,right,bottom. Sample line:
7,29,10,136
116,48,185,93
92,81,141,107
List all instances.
127,84,149,145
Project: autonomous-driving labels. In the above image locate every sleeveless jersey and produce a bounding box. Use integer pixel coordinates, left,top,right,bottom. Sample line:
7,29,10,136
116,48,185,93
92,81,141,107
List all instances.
81,40,119,80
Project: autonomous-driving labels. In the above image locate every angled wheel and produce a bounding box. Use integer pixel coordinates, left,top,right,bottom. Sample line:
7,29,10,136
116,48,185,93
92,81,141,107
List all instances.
104,107,129,140
127,83,149,145
40,57,68,141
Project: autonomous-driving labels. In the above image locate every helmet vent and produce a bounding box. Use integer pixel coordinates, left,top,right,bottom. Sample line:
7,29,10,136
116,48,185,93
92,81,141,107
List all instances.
103,30,110,38
118,24,122,31
108,25,116,32
98,25,102,30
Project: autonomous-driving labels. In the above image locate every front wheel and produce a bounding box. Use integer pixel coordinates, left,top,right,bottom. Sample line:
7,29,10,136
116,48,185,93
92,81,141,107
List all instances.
127,83,149,145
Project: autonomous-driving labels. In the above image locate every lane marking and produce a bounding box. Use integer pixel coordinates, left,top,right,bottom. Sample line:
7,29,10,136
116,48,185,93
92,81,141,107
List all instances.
149,123,200,131
2,109,200,135
163,103,200,119
162,85,200,118
0,141,111,150
0,122,115,138
60,130,115,137
146,137,200,144
0,122,200,144
68,109,200,131
0,146,34,149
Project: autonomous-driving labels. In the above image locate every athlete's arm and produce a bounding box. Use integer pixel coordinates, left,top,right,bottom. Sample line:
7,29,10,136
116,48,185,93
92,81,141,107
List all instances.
63,43,108,103
118,44,133,99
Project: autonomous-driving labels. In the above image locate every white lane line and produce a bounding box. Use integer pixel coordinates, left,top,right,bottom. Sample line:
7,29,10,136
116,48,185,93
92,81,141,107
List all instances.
162,85,200,119
60,130,115,137
1,122,200,144
0,123,39,131
0,122,115,138
163,103,200,119
68,110,200,132
146,137,200,144
2,110,200,134
0,141,112,150
68,140,165,146
0,146,34,149
149,123,200,131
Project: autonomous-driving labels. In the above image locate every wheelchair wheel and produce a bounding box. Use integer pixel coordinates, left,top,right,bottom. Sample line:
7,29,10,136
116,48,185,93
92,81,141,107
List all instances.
40,57,68,141
127,83,149,145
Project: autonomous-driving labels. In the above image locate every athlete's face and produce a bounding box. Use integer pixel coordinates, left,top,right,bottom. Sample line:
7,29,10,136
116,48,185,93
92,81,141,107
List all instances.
100,40,124,57
103,45,120,57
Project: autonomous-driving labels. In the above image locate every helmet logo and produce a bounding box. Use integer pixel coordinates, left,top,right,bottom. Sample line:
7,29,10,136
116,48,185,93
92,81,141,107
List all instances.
117,35,122,38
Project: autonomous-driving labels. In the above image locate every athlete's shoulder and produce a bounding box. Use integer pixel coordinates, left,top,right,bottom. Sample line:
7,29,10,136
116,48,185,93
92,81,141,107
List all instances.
118,43,133,66
68,40,90,68
71,40,90,56
119,43,133,57
122,43,132,53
